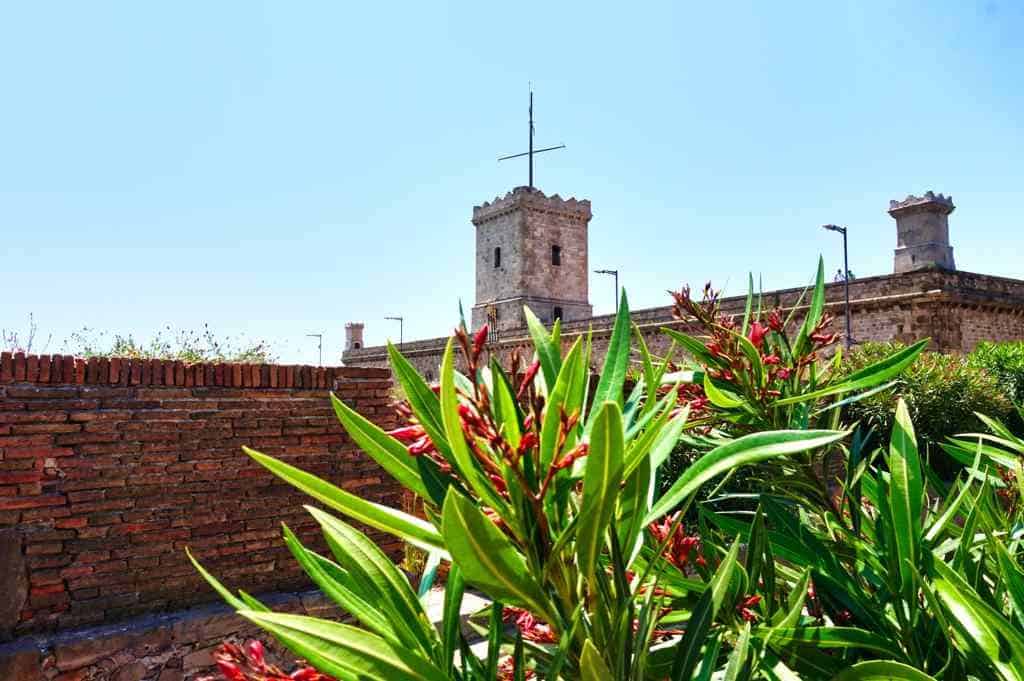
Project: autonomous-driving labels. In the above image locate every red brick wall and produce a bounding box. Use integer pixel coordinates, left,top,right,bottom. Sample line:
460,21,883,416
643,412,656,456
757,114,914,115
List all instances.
0,353,399,638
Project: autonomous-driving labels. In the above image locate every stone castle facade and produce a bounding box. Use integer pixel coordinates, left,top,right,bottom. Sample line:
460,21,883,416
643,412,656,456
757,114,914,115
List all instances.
342,187,1024,375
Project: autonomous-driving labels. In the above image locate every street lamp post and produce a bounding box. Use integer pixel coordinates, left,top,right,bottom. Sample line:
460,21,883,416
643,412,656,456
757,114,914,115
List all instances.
305,333,323,366
594,269,619,314
822,224,853,349
384,316,404,350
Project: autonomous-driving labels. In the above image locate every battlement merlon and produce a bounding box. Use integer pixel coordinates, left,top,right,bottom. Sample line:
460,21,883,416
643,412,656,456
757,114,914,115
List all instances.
888,191,955,216
472,186,592,225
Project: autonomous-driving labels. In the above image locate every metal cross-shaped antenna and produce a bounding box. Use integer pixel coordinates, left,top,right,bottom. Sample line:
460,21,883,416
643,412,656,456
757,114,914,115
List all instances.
497,89,565,190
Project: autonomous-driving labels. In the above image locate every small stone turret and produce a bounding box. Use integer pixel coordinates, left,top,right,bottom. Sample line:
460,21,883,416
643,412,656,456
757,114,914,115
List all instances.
890,192,956,273
345,322,365,351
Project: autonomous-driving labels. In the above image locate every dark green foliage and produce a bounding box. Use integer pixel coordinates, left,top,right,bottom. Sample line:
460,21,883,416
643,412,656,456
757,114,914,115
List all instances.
968,341,1024,434
839,342,1012,452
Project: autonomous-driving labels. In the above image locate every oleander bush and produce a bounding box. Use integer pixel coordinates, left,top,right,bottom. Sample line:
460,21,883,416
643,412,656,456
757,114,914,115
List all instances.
969,340,1024,405
840,341,1012,475
193,258,1024,680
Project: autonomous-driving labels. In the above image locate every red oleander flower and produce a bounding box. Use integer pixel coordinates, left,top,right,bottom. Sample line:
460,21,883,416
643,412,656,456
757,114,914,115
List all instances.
247,641,265,667
747,322,769,350
648,513,702,570
504,607,558,643
736,594,762,622
199,641,335,681
775,367,792,381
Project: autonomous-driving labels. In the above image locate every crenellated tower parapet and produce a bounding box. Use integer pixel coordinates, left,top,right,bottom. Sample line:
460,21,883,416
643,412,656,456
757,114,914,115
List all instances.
472,186,593,332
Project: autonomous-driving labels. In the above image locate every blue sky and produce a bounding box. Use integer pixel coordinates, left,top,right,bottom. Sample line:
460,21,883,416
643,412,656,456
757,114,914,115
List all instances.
3,1,1022,364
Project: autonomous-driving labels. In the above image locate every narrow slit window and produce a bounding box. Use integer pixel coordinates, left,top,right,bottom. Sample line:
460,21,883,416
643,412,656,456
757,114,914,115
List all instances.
553,306,563,322
551,245,561,266
494,246,501,268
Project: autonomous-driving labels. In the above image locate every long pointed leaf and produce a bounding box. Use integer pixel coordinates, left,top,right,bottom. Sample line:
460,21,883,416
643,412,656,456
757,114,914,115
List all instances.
330,392,430,499
239,611,448,681
244,447,446,553
577,401,625,581
440,488,557,626
647,429,847,523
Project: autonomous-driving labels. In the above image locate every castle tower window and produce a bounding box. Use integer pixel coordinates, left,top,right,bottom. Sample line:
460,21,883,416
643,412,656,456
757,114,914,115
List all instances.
494,247,501,268
551,245,561,266
553,306,563,321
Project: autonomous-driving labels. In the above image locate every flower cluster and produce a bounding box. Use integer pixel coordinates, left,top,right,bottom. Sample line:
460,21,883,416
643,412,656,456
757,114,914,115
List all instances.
647,512,705,571
669,281,842,425
735,594,762,623
504,606,558,644
388,324,586,520
199,640,333,681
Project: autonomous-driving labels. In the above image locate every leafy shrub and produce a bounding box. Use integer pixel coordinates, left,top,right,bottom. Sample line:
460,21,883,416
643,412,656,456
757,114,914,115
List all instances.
659,258,925,512
968,340,1024,404
840,341,1012,466
194,258,1011,680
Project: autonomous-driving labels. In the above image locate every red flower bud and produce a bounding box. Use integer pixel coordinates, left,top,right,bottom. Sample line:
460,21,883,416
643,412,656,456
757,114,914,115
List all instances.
554,443,589,470
407,435,434,456
767,309,784,332
517,361,541,398
472,324,489,357
388,425,425,442
762,354,781,365
517,431,539,454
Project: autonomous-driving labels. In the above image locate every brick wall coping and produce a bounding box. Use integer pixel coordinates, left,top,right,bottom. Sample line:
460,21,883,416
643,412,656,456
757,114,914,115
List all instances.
0,354,389,388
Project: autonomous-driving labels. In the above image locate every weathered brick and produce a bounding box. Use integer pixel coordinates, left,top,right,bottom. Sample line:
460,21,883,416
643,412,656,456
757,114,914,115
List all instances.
0,356,399,638
0,496,64,511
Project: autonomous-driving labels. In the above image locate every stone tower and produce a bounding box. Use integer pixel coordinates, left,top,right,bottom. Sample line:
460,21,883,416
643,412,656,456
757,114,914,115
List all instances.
890,192,956,273
345,322,364,351
471,186,593,331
